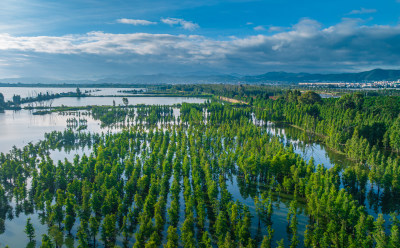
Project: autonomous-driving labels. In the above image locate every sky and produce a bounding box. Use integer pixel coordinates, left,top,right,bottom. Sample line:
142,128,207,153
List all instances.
1,0,400,79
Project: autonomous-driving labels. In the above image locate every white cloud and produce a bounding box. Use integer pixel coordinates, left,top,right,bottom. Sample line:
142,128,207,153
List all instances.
348,8,377,15
254,25,265,31
2,18,400,74
0,32,224,59
117,18,157,26
268,26,285,32
161,18,199,30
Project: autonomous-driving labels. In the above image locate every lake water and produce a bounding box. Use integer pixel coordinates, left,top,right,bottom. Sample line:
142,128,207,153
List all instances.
264,122,351,169
0,87,148,101
0,102,193,155
0,110,104,154
319,93,340,98
22,96,206,107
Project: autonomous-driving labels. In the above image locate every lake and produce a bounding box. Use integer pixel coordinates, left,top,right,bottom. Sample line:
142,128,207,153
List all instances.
21,96,206,107
0,96,206,154
0,87,148,101
0,110,104,154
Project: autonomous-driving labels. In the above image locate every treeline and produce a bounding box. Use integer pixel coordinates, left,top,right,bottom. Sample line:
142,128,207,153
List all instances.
0,88,84,110
166,84,285,104
252,91,400,195
19,88,85,106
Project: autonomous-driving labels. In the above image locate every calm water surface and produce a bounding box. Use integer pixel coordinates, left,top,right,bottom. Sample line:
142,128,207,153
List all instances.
22,96,206,107
0,110,103,154
0,87,146,101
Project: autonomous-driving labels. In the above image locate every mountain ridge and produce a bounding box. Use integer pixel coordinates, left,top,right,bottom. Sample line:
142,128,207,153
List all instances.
1,69,400,84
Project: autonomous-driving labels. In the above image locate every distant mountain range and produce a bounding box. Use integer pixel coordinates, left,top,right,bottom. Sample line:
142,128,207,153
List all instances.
1,69,400,85
243,69,400,83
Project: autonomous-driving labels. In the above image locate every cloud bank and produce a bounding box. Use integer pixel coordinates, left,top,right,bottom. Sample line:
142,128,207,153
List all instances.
1,18,400,77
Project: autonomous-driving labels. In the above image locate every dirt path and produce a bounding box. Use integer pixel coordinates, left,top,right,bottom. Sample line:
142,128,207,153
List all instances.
219,96,248,104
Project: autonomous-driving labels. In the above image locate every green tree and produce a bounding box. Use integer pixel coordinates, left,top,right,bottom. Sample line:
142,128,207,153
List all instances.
24,217,35,243
200,231,212,248
40,234,55,248
287,198,299,248
49,225,64,248
389,214,400,248
164,226,178,248
51,190,65,229
373,214,387,248
299,91,322,105
101,214,117,248
181,212,195,248
0,92,4,112
122,97,129,107
64,194,76,234
260,225,274,248
77,220,89,248
12,95,21,105
276,239,285,248
222,232,235,248
89,216,100,247
389,116,400,153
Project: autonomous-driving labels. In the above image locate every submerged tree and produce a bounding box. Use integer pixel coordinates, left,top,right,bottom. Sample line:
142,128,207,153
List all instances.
24,217,35,243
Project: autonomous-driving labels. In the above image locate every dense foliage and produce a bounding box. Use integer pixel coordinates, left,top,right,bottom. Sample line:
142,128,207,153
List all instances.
0,100,398,248
0,84,400,248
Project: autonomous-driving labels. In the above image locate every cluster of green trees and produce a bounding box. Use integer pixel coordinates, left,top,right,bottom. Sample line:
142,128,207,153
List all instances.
171,84,285,104
91,105,176,127
92,106,131,126
43,129,101,150
135,106,175,125
249,91,400,195
0,101,399,248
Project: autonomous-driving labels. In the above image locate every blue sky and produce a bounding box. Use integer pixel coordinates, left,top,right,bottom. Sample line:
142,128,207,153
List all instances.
0,0,400,79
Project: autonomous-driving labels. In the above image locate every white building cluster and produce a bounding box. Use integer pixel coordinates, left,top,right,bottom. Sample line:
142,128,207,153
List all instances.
299,80,400,88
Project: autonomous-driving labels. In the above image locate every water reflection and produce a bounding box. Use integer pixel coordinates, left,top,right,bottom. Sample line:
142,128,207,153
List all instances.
264,122,351,169
0,110,104,154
